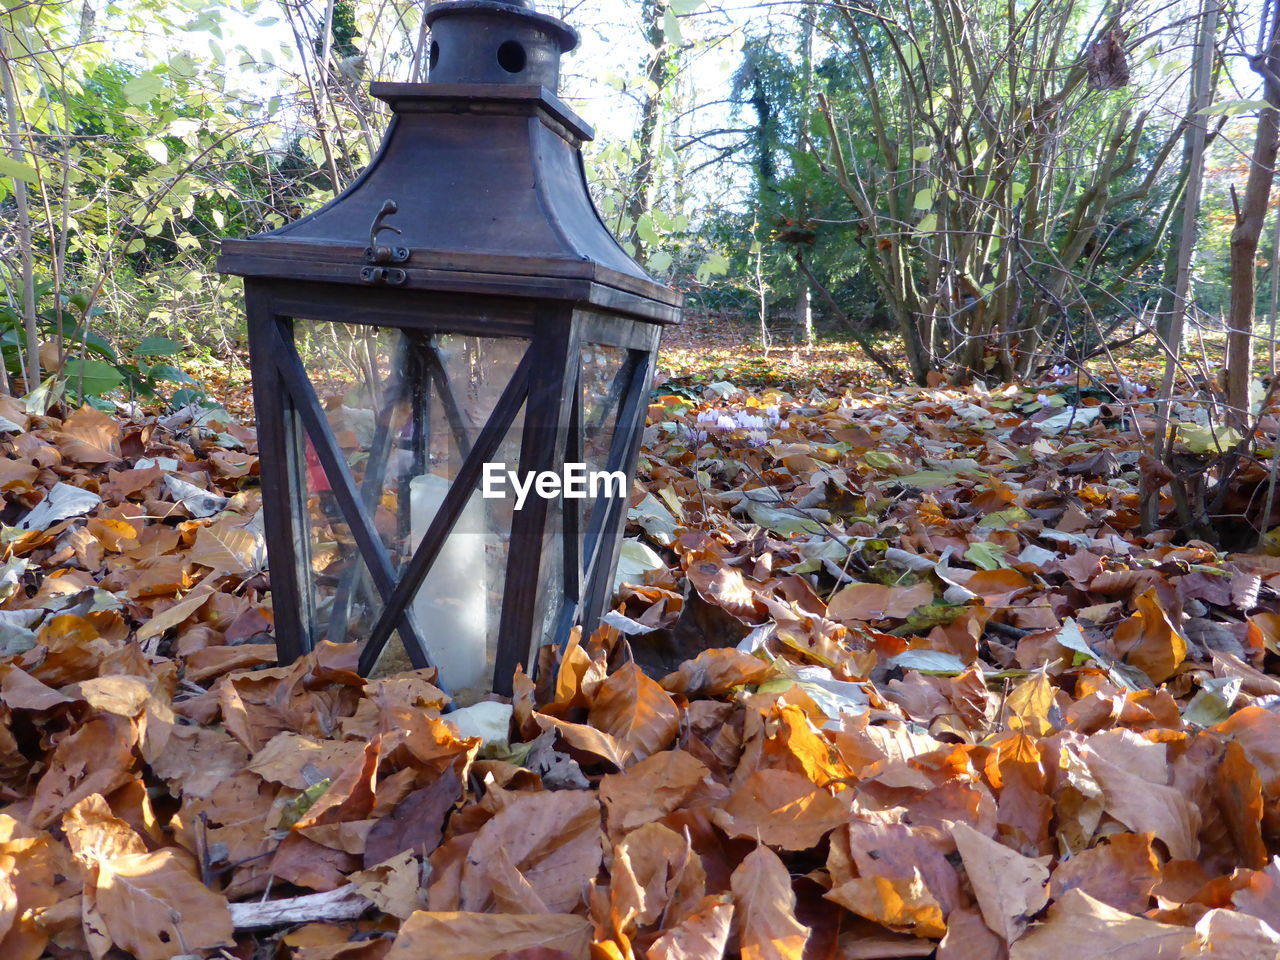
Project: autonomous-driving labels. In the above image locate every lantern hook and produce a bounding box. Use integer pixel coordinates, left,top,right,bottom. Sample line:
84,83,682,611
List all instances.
363,200,411,276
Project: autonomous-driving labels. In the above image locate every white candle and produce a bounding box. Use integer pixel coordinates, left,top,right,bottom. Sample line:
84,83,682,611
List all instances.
409,473,489,696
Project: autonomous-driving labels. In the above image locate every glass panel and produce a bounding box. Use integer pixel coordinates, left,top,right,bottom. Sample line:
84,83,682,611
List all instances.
293,321,527,702
578,343,630,537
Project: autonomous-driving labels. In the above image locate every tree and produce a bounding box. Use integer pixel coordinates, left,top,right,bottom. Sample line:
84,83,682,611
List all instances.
1223,0,1280,424
809,0,1193,384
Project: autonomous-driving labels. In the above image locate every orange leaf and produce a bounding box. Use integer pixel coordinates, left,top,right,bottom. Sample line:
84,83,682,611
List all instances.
826,581,934,621
729,846,809,960
92,849,234,960
588,663,680,764
713,769,847,851
1111,588,1187,684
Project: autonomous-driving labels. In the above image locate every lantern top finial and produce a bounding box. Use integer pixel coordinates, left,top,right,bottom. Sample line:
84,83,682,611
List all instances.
424,0,578,90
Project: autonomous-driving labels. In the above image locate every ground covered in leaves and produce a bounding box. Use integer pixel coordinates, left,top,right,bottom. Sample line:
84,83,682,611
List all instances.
2,360,1280,959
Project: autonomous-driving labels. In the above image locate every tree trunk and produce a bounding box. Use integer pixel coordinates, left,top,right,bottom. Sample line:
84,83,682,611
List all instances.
1144,0,1220,532
625,0,677,264
795,0,816,346
1224,1,1280,425
0,26,38,392
795,279,813,344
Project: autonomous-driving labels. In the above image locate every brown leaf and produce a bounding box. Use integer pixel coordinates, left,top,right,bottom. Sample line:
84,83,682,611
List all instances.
30,714,138,827
62,793,147,864
599,749,715,840
729,845,809,960
610,822,705,929
386,912,591,960
350,851,425,920
1009,889,1192,959
587,662,681,764
1231,858,1280,931
647,895,733,960
936,907,1004,960
713,769,847,850
824,871,946,939
363,765,461,866
187,518,259,574
459,789,603,915
1085,751,1200,861
55,405,122,464
1049,832,1159,914
91,848,234,960
0,815,62,960
1185,907,1280,957
826,581,934,621
950,820,1049,943
661,648,776,697
1110,588,1187,684
135,585,215,642
1217,741,1268,870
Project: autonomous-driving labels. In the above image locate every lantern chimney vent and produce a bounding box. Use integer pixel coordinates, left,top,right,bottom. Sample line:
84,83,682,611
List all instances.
424,0,578,91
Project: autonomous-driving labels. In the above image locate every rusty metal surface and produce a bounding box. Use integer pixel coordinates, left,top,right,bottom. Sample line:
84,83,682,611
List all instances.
218,0,676,311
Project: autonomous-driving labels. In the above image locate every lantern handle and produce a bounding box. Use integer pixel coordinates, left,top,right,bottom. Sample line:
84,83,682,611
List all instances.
364,199,410,269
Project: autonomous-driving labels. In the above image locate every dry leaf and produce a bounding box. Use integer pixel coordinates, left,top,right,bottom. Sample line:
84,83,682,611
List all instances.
950,820,1049,943
386,912,591,960
826,581,933,621
588,662,681,763
459,789,602,914
713,768,847,850
648,896,733,960
91,849,233,960
350,851,425,920
1111,589,1187,684
55,405,122,464
729,845,810,960
1010,889,1192,959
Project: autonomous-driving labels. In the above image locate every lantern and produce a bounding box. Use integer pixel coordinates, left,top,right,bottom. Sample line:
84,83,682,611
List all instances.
217,0,679,701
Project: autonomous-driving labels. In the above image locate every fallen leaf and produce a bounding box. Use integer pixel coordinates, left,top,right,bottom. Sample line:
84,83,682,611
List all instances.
1010,888,1192,959
91,849,234,960
826,581,934,621
55,405,122,464
648,895,733,960
459,789,602,914
951,820,1049,943
730,845,809,960
386,912,591,960
1111,589,1187,684
713,768,848,850
587,662,681,763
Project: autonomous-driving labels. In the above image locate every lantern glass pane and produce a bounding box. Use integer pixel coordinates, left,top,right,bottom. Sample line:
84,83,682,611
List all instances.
293,321,528,701
578,342,630,537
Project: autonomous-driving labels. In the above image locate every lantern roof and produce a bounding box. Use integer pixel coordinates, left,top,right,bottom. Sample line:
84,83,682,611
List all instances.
217,0,680,322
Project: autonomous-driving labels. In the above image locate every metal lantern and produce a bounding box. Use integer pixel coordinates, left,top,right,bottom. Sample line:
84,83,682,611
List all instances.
217,0,679,700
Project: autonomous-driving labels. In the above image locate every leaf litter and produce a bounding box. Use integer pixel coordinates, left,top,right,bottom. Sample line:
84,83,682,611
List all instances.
1,368,1280,958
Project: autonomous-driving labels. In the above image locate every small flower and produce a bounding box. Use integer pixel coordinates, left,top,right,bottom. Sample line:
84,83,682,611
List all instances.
745,429,769,447
715,414,736,432
764,405,781,423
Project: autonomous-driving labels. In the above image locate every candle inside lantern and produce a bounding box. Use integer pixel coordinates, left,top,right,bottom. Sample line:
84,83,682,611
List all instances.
409,473,489,696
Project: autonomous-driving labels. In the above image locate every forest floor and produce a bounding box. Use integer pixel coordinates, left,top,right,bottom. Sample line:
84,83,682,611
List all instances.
1,342,1280,959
